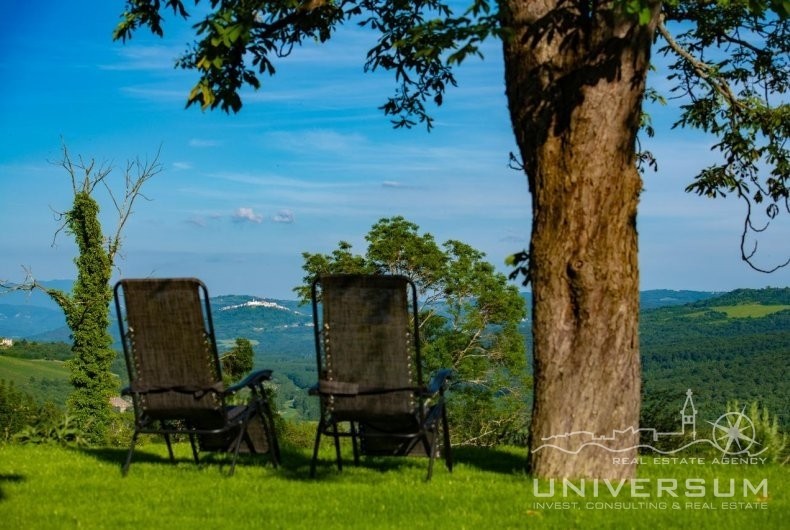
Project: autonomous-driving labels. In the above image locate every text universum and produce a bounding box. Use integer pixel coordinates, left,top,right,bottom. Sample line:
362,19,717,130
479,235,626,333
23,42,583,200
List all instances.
533,478,768,498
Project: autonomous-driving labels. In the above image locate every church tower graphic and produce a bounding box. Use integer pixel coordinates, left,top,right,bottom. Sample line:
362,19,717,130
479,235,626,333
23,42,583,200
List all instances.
681,388,697,439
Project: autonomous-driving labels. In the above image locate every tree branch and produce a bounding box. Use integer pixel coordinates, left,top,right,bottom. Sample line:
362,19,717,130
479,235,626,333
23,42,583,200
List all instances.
0,267,75,316
107,147,163,263
657,18,744,112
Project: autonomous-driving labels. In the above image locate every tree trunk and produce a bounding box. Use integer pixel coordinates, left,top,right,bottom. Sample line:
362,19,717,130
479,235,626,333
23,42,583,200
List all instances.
502,1,660,478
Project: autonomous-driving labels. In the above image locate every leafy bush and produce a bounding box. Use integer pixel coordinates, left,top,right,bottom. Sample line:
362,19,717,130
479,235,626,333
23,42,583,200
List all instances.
278,419,316,450
103,411,136,448
13,412,88,446
0,379,40,442
725,400,787,464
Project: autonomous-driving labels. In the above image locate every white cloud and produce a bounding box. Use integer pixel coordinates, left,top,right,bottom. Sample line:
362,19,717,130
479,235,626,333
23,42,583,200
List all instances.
272,209,295,224
189,139,221,148
185,216,206,228
172,162,192,171
100,45,180,71
266,129,367,154
119,86,186,102
233,207,264,224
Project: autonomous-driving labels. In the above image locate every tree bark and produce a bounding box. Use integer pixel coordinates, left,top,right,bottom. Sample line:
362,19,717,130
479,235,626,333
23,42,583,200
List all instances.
502,1,660,478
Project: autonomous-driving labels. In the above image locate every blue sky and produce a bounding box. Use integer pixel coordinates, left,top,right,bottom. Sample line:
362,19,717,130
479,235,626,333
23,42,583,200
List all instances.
1,2,787,299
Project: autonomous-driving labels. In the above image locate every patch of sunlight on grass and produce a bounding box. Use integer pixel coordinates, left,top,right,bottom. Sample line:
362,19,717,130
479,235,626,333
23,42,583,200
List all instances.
709,304,790,318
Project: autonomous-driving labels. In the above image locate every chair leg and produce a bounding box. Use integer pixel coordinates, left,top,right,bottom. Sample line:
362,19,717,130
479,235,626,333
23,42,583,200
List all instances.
189,433,200,464
350,421,360,466
310,418,325,478
122,431,139,476
425,429,438,481
331,420,343,471
441,405,453,472
227,417,249,477
164,433,175,462
261,403,281,467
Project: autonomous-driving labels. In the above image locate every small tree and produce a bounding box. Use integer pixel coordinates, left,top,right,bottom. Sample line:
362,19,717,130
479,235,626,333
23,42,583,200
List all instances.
0,380,38,442
221,338,255,385
298,216,529,445
1,145,161,442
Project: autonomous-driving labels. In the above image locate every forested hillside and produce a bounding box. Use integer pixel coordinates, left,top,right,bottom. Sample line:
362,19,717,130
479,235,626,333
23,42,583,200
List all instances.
640,287,789,429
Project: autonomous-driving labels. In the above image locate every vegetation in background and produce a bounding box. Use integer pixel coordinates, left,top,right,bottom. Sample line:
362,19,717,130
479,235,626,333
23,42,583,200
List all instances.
0,145,160,443
220,338,255,385
0,379,64,444
640,288,789,431
0,355,71,406
0,379,40,442
297,216,529,446
3,287,786,448
726,400,788,464
0,340,71,361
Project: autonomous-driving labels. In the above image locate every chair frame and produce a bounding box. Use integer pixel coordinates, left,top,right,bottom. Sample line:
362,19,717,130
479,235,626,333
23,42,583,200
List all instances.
308,274,452,480
114,278,280,476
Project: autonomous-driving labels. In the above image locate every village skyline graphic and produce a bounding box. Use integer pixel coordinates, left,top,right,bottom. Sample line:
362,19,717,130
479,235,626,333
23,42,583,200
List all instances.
532,389,767,456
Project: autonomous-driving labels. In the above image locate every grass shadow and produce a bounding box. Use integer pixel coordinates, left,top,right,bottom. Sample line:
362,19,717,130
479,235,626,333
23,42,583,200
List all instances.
78,446,180,469
452,446,528,475
73,442,529,481
78,443,302,476
275,442,441,482
0,473,26,502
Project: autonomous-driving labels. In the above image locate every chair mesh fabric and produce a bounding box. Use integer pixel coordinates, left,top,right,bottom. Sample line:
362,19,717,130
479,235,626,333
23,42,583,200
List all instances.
121,278,223,423
320,275,416,419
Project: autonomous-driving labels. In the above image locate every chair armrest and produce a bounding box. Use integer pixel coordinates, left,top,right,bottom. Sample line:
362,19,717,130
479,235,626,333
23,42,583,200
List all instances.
226,369,273,395
426,368,453,395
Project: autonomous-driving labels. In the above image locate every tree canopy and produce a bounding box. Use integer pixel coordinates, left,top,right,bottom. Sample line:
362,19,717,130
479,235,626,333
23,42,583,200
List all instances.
114,1,788,263
221,337,255,384
298,216,529,445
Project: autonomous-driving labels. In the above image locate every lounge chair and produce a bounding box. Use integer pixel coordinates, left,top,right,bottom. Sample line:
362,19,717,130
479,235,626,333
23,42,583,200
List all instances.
114,277,280,475
309,274,452,480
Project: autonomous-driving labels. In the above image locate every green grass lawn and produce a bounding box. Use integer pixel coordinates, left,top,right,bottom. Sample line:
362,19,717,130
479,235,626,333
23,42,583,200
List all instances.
0,443,785,529
0,356,72,404
0,356,69,383
709,304,790,318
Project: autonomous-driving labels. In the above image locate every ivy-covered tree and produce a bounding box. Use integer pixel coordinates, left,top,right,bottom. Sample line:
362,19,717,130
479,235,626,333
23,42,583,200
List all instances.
1,145,160,442
297,216,529,446
114,0,788,478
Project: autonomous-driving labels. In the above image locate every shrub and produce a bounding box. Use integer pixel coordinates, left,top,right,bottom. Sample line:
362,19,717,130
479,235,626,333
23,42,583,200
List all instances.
0,379,39,442
13,413,88,446
725,400,787,464
278,419,316,450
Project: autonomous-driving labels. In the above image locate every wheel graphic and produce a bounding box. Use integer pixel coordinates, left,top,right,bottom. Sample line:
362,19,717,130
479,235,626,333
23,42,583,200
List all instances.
710,411,757,455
